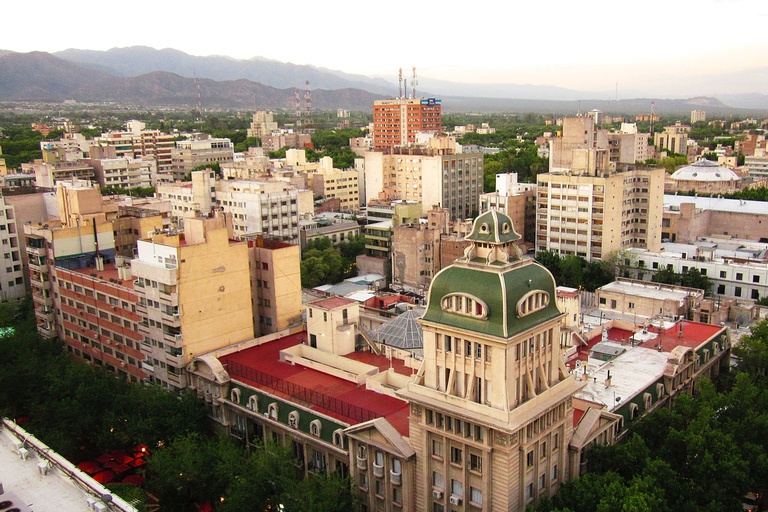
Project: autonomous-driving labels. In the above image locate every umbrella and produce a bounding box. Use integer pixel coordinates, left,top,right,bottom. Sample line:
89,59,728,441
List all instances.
96,454,115,464
112,463,131,475
121,475,144,486
92,470,116,484
103,460,122,470
128,458,146,468
77,461,103,475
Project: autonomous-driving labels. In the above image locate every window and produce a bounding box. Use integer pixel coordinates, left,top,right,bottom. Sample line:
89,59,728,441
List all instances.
717,284,725,295
359,472,368,489
268,403,278,420
628,302,635,309
551,464,558,480
333,430,344,447
450,446,462,465
375,479,383,496
392,457,401,474
735,287,742,297
451,479,463,498
310,420,321,437
445,336,452,352
527,451,534,467
358,445,367,460
432,439,443,457
432,471,444,489
526,483,533,499
610,299,617,309
469,453,482,473
374,450,384,467
720,270,727,278
737,272,744,281
470,487,483,506
229,388,241,403
539,473,546,489
288,411,299,428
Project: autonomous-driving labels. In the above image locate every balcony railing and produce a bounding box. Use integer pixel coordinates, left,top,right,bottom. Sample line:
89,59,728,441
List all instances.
225,360,379,424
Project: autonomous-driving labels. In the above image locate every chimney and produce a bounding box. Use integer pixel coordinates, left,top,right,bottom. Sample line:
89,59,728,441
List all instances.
604,370,612,388
95,256,104,271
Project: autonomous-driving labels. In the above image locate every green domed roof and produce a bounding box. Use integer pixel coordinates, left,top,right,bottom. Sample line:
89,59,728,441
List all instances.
465,210,521,245
421,260,561,338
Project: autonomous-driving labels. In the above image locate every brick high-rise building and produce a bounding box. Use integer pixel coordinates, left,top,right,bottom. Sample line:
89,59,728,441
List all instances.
373,98,442,149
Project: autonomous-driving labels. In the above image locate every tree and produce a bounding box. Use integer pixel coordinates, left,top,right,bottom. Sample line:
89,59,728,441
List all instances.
680,268,712,294
651,267,680,286
535,251,562,284
558,255,584,289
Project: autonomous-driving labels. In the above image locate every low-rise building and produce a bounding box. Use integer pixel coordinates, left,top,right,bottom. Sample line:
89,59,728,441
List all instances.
171,135,234,181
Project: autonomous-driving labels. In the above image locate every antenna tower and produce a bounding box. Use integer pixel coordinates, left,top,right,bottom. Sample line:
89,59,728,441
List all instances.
650,101,655,133
398,68,403,99
411,67,418,99
194,68,202,123
295,88,302,130
304,80,312,131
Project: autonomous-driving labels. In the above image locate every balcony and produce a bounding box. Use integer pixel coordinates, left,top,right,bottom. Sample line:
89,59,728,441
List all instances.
373,463,384,478
28,260,48,273
161,311,181,325
38,323,56,338
356,456,367,470
165,352,183,367
32,293,53,307
35,308,55,322
390,470,402,486
26,246,45,258
164,332,182,345
31,279,52,291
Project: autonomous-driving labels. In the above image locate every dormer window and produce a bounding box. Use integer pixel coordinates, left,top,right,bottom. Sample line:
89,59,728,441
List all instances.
501,222,511,234
441,293,488,319
479,223,490,234
516,290,550,318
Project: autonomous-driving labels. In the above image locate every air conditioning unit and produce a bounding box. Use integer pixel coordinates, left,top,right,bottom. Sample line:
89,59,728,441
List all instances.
432,490,443,500
449,496,462,506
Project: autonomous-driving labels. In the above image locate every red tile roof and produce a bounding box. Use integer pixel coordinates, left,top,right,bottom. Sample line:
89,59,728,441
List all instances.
219,332,411,436
310,297,358,310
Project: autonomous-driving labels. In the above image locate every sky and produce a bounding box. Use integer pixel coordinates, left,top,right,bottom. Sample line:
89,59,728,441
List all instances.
4,0,768,96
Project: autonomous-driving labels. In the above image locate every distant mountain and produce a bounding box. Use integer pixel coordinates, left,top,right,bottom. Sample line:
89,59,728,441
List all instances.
54,46,397,97
0,52,384,109
2,51,766,116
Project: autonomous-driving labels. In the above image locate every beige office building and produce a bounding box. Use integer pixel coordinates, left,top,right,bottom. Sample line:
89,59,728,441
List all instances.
536,167,665,261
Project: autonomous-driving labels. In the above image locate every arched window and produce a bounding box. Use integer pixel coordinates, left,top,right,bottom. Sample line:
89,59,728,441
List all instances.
517,290,551,318
441,293,488,319
268,403,278,420
230,388,241,404
643,392,652,410
310,419,322,437
247,395,258,412
333,429,344,447
629,403,639,420
656,383,665,399
288,411,300,428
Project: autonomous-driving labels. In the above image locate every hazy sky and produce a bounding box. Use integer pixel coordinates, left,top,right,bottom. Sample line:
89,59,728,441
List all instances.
4,0,768,95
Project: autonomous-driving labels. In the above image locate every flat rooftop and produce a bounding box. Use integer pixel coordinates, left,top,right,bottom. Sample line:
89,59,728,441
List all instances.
65,263,134,291
0,420,136,512
219,332,412,436
569,321,724,410
598,280,691,302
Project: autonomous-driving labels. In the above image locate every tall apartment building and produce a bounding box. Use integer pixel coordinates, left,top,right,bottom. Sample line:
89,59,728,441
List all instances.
398,210,583,511
96,121,175,182
157,170,309,241
245,236,303,336
0,195,27,300
654,122,690,155
54,260,147,383
131,213,254,391
262,132,312,152
28,145,95,188
536,167,665,261
247,111,278,139
364,145,483,220
308,157,360,211
171,135,234,181
25,183,119,339
691,110,707,123
373,98,442,149
88,145,155,189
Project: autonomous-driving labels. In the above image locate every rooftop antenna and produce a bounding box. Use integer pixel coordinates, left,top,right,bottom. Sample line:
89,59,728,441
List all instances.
295,87,302,131
194,67,202,123
650,101,655,133
411,67,418,99
577,101,581,117
398,68,403,99
304,80,312,131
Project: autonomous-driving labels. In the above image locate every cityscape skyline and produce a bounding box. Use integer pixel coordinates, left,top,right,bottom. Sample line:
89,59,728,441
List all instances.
4,0,768,98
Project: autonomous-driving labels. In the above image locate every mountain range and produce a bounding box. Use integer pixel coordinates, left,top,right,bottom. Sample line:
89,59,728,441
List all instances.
1,47,767,114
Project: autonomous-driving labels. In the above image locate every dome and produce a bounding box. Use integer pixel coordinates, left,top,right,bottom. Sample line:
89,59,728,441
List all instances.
422,261,561,338
465,210,521,244
670,159,740,182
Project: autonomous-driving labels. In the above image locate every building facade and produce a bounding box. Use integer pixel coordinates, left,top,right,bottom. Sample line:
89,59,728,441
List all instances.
536,168,665,261
373,98,442,150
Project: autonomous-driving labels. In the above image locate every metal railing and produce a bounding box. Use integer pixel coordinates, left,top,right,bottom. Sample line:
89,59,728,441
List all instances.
226,360,379,424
